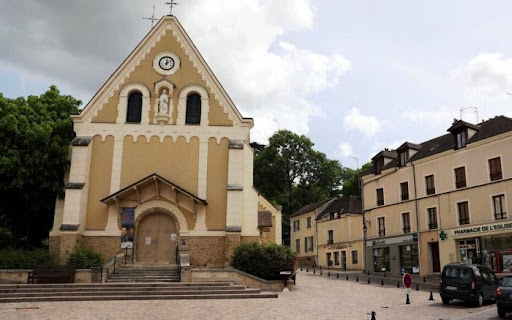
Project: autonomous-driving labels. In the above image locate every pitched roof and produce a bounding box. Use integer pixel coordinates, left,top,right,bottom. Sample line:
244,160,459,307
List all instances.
290,198,333,218
258,211,273,228
316,195,362,220
364,116,512,176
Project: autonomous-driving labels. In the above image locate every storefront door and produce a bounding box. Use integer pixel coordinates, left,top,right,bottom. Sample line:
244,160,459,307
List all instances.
430,242,440,273
341,251,347,270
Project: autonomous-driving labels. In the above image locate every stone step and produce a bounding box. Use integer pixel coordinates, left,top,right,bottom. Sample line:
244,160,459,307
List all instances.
106,279,180,283
0,293,278,303
0,285,246,293
0,282,232,289
0,289,262,298
113,271,180,275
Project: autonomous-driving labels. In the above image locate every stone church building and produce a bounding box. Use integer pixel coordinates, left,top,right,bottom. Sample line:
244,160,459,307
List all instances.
49,15,281,268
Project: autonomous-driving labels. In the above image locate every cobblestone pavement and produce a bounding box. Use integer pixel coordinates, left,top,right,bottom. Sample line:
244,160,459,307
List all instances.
0,270,502,320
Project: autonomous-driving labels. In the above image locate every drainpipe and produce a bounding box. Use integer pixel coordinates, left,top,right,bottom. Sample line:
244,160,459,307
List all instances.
315,212,318,267
360,176,368,273
411,161,421,275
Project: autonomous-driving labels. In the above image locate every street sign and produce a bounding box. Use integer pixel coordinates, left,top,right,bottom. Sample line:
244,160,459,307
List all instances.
403,273,413,289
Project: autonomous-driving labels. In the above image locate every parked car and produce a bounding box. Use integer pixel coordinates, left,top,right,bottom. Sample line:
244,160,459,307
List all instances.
439,263,500,307
496,276,512,318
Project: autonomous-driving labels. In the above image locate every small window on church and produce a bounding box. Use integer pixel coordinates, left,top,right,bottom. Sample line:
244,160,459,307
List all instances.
186,94,201,124
126,91,142,123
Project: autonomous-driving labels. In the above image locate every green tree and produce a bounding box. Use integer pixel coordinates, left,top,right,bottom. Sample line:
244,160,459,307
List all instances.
340,162,373,196
253,130,344,245
0,86,81,247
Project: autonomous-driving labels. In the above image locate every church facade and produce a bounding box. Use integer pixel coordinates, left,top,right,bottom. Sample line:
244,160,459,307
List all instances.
49,15,280,268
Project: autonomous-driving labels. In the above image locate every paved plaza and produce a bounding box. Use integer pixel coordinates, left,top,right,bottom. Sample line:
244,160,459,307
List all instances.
0,270,503,320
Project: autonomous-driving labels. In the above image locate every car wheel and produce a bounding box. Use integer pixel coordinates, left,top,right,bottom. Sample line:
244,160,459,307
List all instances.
474,292,483,307
442,297,450,305
498,308,506,319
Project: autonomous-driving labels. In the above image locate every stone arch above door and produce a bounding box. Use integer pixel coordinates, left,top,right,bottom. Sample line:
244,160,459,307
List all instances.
135,200,189,233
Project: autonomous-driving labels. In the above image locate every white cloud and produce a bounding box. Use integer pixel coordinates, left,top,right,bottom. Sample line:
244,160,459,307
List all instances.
180,0,351,142
401,106,458,126
338,142,353,157
343,108,381,137
453,53,512,97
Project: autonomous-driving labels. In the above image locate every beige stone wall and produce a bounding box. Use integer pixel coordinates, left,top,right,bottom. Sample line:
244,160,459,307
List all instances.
58,234,82,263
188,236,225,268
92,28,232,126
240,236,259,244
260,227,273,244
80,236,120,262
206,137,228,230
224,233,241,266
297,256,316,267
85,135,114,229
49,236,61,262
290,212,316,257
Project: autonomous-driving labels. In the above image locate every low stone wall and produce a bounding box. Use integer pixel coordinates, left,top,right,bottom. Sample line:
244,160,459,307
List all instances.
183,267,293,292
298,256,316,268
0,269,96,284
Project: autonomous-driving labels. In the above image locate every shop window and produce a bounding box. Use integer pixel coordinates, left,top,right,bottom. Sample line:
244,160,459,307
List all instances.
454,166,467,189
327,230,334,244
374,247,390,272
402,212,411,233
400,244,419,274
352,250,358,264
326,252,332,267
334,251,340,265
427,207,438,229
425,175,435,195
376,188,384,206
494,194,506,220
489,157,502,181
295,239,300,253
378,217,386,236
306,217,311,228
400,182,409,201
458,201,470,225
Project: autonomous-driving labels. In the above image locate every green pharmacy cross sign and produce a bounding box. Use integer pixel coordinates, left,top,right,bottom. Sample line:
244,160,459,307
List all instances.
439,230,447,240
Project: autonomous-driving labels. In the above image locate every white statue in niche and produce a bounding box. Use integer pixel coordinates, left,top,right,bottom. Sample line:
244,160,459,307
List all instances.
158,89,169,115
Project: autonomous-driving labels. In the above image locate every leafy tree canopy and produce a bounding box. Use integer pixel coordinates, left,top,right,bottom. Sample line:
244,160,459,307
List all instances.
340,162,373,197
0,86,81,247
253,130,344,244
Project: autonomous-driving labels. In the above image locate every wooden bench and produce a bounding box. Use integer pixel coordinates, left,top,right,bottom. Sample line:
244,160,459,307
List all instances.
27,265,76,284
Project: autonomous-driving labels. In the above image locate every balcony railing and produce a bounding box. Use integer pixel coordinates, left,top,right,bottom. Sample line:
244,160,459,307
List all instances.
426,188,436,195
403,227,411,233
428,223,438,230
490,172,503,181
456,180,467,188
377,199,384,206
378,229,386,237
327,239,334,244
401,193,409,201
495,212,507,220
459,218,470,225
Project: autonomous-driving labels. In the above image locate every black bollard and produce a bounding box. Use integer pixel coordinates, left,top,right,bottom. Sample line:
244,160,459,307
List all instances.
328,271,330,277
320,269,322,275
406,293,410,304
301,267,303,271
356,276,359,282
423,276,426,282
370,311,376,320
397,281,400,288
336,273,339,279
367,270,370,276
368,277,371,284
306,268,309,272
416,284,419,291
319,266,322,270
429,291,434,301
313,269,315,274
346,274,349,280
381,279,384,286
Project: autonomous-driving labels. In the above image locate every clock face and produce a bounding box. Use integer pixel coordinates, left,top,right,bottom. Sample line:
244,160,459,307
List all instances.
159,56,175,70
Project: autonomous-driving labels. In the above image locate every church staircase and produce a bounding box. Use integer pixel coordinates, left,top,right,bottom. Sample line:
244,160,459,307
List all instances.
0,265,278,302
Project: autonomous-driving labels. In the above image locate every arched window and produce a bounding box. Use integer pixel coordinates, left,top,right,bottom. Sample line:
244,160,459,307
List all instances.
185,94,201,124
126,91,142,123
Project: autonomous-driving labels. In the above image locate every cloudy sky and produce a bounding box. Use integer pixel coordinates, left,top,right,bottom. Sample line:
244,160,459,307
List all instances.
1,1,512,169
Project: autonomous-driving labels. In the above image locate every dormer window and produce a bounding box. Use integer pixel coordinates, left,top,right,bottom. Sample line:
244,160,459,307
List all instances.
399,151,408,167
456,130,467,149
375,158,384,174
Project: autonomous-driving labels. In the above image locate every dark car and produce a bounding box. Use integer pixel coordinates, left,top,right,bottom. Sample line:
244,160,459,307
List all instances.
496,276,512,318
439,263,500,307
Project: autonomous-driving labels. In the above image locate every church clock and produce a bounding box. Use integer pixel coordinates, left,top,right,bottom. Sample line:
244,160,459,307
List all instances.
153,51,180,75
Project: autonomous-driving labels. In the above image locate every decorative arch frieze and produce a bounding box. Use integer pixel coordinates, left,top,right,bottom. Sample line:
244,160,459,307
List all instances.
135,200,189,233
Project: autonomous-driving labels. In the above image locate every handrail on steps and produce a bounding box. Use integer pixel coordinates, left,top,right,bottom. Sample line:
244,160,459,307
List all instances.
100,245,134,282
176,245,181,282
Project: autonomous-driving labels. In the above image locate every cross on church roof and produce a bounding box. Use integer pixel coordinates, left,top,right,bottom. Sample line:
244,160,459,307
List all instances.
165,0,179,16
142,4,157,29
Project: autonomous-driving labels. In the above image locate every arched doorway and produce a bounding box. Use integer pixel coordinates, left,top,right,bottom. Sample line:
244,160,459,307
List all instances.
136,211,178,263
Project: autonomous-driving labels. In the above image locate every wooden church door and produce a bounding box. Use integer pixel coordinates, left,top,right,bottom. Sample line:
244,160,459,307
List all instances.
137,212,177,263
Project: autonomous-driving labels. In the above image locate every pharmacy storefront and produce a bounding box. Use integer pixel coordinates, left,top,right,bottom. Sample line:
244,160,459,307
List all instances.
445,221,512,272
366,233,419,276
